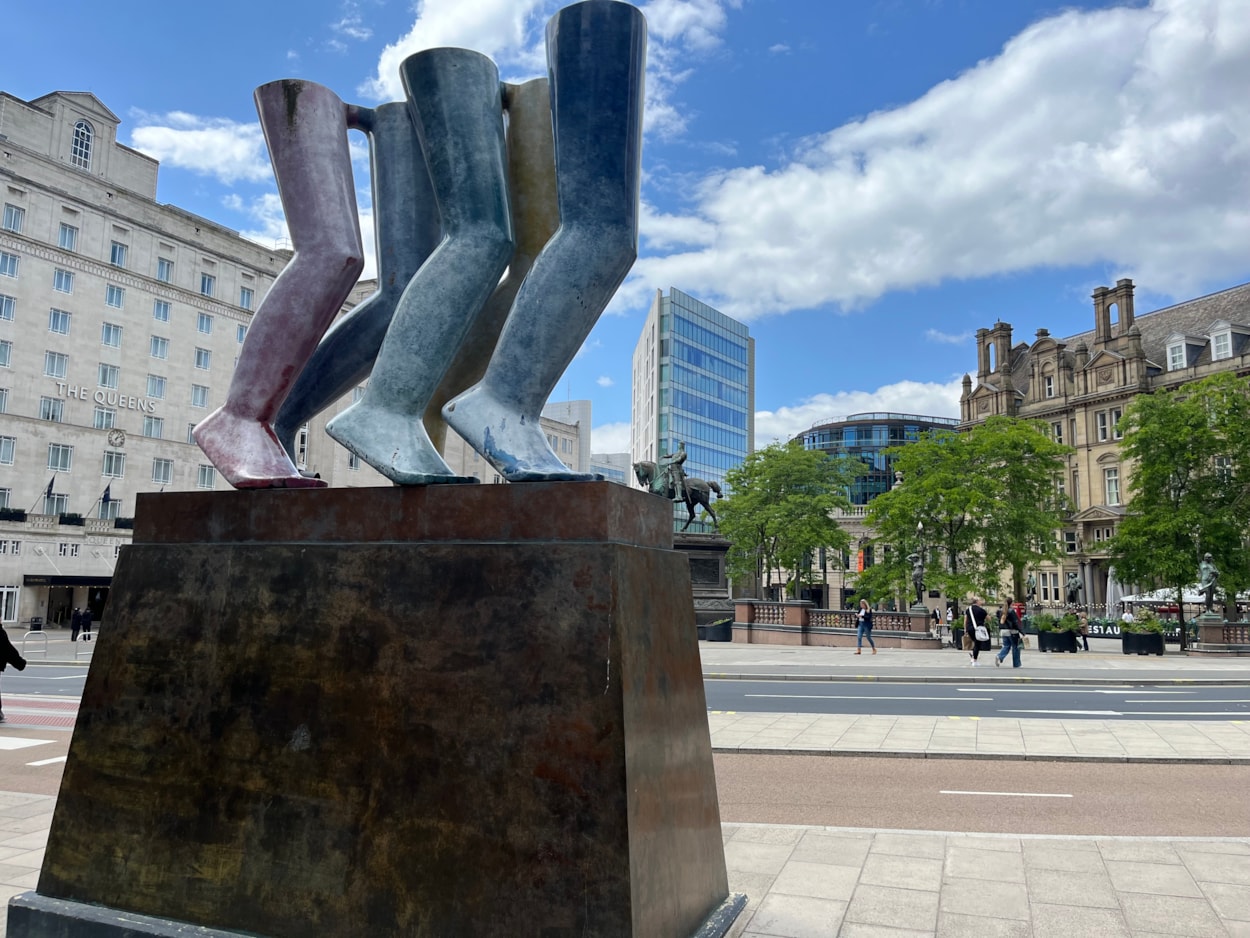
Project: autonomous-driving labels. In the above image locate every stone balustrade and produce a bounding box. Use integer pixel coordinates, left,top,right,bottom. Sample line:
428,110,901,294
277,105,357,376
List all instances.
732,600,941,649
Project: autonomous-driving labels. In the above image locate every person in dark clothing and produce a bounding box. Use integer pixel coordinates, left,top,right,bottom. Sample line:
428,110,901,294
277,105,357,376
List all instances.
70,607,82,642
995,597,1023,668
0,626,28,722
80,607,93,640
965,597,991,666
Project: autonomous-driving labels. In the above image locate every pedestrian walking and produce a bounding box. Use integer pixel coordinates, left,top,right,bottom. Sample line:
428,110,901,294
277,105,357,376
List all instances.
80,606,93,641
70,607,82,643
965,597,990,666
855,599,876,655
0,626,27,722
1078,611,1090,651
996,597,1023,668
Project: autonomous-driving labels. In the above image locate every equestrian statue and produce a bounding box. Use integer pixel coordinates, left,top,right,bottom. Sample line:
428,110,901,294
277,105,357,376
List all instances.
632,441,723,532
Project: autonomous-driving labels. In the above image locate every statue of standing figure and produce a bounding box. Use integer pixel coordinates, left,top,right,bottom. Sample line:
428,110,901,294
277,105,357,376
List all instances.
1065,572,1082,606
194,0,647,488
1198,552,1220,613
907,552,925,607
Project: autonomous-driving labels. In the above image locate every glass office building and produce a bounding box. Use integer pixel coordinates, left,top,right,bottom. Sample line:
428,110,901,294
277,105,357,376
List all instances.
800,413,960,505
632,288,754,531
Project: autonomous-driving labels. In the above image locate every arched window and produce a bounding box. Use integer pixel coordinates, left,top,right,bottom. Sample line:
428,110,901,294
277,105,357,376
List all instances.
70,120,93,170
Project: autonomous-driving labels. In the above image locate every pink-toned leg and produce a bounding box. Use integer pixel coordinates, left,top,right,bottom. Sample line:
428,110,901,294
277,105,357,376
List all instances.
193,80,364,488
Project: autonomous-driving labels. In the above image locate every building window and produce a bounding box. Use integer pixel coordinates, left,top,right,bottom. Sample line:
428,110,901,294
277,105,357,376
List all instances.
150,336,168,359
0,437,13,465
197,312,213,335
48,443,73,472
1111,407,1123,440
1,204,24,234
197,464,216,489
1213,332,1232,361
142,416,163,439
1096,411,1109,442
98,363,120,389
194,347,212,370
45,494,69,516
39,397,63,422
70,120,93,169
110,241,128,268
57,542,79,558
1104,467,1120,506
146,375,166,399
1072,471,1080,510
348,452,360,471
200,273,215,297
99,498,120,521
93,407,115,430
236,324,247,343
1168,343,1185,371
48,308,71,335
105,285,124,308
1043,375,1054,398
0,252,16,278
1064,532,1078,554
59,223,78,252
153,299,170,322
0,341,11,369
296,426,308,469
101,322,123,348
102,450,125,478
0,490,8,510
239,286,254,310
53,269,74,294
152,458,173,485
156,258,174,283
186,423,196,444
0,295,13,321
0,389,8,414
1051,421,1063,444
191,384,209,408
44,351,68,378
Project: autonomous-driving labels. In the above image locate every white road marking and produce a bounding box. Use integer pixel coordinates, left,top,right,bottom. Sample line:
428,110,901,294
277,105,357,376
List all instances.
1001,708,1250,717
0,737,54,750
941,790,1073,798
25,756,65,766
958,688,1191,695
746,695,993,701
1000,709,1123,716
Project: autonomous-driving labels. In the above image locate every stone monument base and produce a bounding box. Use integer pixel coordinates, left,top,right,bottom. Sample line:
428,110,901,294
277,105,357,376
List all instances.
10,484,743,937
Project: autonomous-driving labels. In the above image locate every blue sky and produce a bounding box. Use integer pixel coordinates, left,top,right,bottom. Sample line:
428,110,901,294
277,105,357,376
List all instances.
7,0,1250,452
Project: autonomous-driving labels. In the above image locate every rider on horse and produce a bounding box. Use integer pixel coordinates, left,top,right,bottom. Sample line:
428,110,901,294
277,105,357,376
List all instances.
659,441,687,501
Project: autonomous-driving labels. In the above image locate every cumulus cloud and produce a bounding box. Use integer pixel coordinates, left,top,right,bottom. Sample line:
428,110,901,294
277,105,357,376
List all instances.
627,0,1250,319
596,375,614,387
128,112,270,185
925,328,972,345
235,193,378,280
591,421,632,453
753,379,964,445
768,43,790,54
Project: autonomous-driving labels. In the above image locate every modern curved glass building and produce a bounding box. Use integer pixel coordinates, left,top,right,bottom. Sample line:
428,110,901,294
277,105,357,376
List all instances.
799,412,960,505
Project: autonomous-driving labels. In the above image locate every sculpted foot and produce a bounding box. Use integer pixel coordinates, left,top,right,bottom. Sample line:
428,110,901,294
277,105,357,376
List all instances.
326,402,477,486
443,386,602,482
193,407,326,489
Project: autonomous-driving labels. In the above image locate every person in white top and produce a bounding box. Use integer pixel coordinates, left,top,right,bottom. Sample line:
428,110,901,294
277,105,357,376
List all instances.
1121,605,1135,624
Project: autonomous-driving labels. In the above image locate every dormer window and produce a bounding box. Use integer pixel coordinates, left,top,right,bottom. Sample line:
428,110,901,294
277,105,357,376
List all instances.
1044,375,1054,398
1213,331,1232,361
70,120,93,170
1167,343,1185,371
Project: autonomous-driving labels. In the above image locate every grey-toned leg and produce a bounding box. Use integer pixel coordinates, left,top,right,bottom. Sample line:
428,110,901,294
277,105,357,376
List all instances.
274,102,440,461
194,80,364,488
422,77,559,454
327,49,514,484
444,0,646,481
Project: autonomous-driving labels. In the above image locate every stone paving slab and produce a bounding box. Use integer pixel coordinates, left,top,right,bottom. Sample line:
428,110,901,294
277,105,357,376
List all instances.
725,823,1250,938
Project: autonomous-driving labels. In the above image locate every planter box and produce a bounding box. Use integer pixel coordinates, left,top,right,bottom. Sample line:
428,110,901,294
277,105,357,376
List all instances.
704,620,732,642
1121,631,1165,656
1037,630,1078,653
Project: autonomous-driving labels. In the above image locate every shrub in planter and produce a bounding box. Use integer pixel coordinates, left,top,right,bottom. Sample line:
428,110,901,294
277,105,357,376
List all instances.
1033,613,1057,633
0,508,26,522
1036,613,1077,652
705,617,733,642
1122,610,1165,656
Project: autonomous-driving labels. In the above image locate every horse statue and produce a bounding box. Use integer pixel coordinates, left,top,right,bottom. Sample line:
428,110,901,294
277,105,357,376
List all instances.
632,460,723,532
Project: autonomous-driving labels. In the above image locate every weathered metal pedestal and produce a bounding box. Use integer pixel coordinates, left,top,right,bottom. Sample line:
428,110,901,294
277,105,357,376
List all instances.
8,484,744,937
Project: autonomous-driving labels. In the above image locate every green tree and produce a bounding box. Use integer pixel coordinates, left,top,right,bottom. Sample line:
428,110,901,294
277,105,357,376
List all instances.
863,417,1070,603
719,440,863,597
1108,372,1250,646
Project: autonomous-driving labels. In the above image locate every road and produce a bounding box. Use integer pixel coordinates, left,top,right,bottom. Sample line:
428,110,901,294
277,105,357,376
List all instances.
705,678,1250,721
714,753,1250,837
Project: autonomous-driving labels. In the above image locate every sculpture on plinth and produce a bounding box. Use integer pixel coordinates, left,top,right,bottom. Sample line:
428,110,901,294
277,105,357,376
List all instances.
1198,552,1220,614
1065,571,1082,605
633,444,724,532
908,551,925,607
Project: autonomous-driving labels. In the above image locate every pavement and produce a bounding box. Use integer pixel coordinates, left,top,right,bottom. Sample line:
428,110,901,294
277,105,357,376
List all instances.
0,633,1245,935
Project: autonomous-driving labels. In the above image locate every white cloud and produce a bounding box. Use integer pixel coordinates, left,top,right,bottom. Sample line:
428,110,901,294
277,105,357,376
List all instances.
236,193,378,281
128,113,271,185
925,328,972,345
753,379,964,445
627,0,1250,319
768,43,790,54
591,421,632,453
596,375,614,387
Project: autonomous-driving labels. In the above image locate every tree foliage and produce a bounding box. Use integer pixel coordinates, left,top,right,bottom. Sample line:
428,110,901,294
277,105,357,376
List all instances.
861,416,1071,604
719,440,863,595
1108,372,1250,641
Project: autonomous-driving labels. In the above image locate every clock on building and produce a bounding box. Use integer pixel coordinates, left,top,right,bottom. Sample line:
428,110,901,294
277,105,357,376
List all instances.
107,429,126,447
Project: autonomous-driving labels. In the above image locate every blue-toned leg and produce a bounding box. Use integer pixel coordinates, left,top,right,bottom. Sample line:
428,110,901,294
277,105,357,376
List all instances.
274,102,440,462
327,49,514,485
444,0,646,481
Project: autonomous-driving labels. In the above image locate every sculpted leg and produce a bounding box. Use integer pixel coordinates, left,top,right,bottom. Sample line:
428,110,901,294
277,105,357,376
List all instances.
326,49,513,485
194,80,364,488
421,78,559,453
444,0,646,481
274,102,440,462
